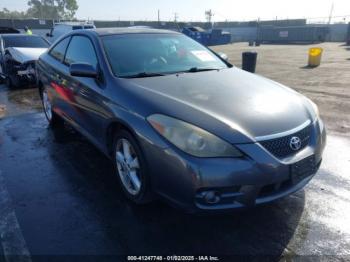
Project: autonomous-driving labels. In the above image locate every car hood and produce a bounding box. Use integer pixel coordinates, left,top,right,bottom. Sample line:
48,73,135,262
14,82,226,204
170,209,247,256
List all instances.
7,47,47,63
126,67,312,142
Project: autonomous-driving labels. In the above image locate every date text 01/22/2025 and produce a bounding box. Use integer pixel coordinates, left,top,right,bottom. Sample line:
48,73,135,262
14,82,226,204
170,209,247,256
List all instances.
127,256,220,261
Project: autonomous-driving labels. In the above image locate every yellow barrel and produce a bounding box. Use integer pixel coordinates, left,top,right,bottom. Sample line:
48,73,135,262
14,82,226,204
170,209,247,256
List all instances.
308,47,323,67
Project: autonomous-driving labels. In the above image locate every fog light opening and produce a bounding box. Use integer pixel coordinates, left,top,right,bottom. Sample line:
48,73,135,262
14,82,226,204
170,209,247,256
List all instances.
204,191,221,204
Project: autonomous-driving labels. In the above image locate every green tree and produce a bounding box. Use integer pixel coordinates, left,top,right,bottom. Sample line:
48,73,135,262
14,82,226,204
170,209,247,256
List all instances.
57,0,79,20
0,8,29,19
27,0,78,20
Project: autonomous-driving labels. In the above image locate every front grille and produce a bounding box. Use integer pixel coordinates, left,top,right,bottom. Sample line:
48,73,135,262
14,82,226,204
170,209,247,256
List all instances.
259,125,311,158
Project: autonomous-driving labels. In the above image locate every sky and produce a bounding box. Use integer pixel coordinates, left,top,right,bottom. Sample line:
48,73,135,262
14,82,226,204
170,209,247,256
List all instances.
1,0,350,22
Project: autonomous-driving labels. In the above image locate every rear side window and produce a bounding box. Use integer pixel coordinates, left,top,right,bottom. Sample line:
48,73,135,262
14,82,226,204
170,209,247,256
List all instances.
64,36,97,68
49,37,70,62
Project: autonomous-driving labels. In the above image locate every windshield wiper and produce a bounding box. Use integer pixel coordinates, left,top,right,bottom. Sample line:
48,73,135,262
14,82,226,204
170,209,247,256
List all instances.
123,72,166,78
183,67,222,73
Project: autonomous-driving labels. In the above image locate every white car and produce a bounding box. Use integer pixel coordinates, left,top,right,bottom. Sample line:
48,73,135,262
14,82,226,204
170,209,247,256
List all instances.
46,22,96,43
0,34,49,88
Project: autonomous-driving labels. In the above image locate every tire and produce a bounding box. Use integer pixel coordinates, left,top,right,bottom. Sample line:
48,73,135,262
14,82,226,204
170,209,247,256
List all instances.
40,86,63,127
0,66,4,84
3,56,20,88
113,129,153,204
5,74,20,89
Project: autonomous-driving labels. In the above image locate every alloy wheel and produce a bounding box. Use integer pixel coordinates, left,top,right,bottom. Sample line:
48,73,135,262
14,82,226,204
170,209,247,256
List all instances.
42,88,52,121
115,138,142,196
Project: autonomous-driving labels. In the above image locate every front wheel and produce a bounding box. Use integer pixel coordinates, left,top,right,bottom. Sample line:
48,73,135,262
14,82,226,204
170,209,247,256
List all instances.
113,130,153,204
5,74,20,88
41,86,63,127
4,57,20,88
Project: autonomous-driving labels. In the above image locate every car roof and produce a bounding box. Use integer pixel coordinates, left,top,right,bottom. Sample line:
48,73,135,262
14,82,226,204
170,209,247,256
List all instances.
0,27,20,34
55,22,94,26
92,27,180,36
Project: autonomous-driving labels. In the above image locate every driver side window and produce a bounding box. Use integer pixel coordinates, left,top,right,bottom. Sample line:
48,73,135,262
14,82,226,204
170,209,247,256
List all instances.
64,36,98,69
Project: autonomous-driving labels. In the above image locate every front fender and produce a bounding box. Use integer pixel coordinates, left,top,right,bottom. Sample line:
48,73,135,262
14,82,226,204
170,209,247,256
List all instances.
105,101,169,155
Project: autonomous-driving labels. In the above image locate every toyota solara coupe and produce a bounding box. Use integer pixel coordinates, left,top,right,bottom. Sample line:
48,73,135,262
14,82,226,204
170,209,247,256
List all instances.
36,28,326,212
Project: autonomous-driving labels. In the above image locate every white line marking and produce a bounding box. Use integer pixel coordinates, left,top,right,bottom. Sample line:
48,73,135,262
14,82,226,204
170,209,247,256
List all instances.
0,171,32,262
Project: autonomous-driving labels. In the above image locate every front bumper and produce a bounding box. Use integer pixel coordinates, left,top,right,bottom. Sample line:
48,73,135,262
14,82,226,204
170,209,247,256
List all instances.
11,62,37,85
141,119,326,212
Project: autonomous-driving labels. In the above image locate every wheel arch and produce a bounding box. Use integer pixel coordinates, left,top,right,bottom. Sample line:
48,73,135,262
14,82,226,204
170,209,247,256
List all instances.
105,119,140,158
106,117,155,203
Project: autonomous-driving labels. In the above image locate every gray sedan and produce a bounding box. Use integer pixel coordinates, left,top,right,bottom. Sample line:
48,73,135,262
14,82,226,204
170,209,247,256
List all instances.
36,28,326,212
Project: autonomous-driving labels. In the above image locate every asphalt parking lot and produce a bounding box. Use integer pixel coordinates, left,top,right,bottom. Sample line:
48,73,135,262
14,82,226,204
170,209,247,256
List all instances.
0,43,350,261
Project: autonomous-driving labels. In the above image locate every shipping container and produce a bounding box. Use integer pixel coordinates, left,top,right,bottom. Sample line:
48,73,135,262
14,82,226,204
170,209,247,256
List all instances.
258,25,330,44
182,27,231,46
182,27,209,45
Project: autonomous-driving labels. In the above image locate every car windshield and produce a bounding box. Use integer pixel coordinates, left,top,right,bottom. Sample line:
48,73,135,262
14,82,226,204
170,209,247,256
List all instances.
102,33,228,78
3,35,49,48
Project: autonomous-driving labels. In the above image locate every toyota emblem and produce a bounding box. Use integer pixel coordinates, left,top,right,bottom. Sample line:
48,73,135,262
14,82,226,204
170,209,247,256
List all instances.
290,136,302,151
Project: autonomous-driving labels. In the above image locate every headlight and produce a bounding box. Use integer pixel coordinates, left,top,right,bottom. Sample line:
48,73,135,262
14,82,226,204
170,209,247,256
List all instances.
305,98,320,121
304,98,325,133
147,114,243,158
310,99,320,118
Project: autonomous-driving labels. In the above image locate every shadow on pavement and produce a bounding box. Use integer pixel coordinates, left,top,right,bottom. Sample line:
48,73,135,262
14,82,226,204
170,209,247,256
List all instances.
299,65,319,69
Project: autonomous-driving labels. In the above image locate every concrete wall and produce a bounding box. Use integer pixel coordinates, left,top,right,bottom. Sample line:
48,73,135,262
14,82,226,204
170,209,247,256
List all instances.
217,27,257,42
1,19,347,44
0,19,53,29
328,24,348,42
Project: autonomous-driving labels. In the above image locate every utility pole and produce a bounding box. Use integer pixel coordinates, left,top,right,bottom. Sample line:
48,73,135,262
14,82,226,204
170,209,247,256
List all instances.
158,9,160,27
174,12,179,23
173,12,180,31
205,10,214,29
328,2,334,24
205,9,214,23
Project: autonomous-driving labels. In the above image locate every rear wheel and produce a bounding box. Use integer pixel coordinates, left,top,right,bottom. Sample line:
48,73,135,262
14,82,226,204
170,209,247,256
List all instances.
113,130,152,204
41,86,63,127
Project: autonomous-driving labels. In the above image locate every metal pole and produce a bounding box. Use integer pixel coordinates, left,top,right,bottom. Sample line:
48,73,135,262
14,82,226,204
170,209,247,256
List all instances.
328,2,334,24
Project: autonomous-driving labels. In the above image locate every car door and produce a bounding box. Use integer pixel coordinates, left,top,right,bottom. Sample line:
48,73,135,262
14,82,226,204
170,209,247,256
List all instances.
62,35,107,144
44,36,73,121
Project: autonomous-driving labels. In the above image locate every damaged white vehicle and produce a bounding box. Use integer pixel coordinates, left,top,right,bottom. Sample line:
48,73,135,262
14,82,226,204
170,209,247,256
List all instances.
0,34,49,88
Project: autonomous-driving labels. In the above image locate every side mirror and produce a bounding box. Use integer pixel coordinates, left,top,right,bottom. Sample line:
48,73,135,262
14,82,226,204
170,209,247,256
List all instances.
218,52,229,61
70,63,97,78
